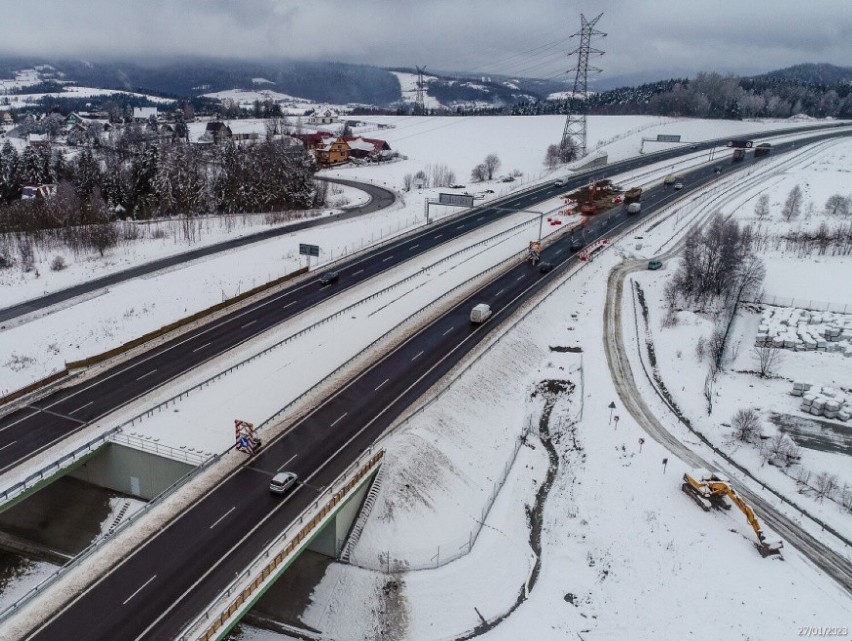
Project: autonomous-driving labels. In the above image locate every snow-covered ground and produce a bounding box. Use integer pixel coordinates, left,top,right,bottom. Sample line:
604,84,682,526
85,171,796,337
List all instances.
2,115,851,638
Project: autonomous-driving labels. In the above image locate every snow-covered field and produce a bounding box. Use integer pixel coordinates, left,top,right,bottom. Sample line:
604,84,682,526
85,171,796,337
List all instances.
2,114,852,639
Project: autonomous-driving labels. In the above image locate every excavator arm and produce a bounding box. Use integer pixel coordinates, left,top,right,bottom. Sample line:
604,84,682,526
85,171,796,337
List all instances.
682,470,783,557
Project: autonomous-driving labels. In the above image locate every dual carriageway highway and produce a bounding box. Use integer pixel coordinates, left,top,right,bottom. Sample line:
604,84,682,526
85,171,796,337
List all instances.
4,122,852,639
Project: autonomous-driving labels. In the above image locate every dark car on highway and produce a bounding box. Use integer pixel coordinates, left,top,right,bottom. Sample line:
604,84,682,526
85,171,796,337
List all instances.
539,262,554,273
319,271,339,285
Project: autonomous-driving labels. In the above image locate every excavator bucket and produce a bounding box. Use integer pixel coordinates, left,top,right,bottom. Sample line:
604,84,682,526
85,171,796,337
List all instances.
759,540,784,557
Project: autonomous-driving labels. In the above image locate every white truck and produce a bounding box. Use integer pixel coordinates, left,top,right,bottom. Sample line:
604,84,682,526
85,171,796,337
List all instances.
626,202,641,214
470,303,492,324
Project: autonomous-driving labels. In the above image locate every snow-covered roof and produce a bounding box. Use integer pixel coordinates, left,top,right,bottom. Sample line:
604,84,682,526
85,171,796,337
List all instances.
133,107,158,120
346,137,375,152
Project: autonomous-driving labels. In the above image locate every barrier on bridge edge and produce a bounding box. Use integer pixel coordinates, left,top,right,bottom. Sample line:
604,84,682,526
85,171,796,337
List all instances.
180,449,384,641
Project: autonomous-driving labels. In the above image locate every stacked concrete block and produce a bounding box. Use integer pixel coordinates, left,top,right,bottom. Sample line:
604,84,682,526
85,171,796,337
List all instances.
793,383,851,422
757,306,852,354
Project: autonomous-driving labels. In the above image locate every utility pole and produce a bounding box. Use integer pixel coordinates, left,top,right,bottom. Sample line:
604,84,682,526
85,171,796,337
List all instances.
414,65,427,115
561,13,606,160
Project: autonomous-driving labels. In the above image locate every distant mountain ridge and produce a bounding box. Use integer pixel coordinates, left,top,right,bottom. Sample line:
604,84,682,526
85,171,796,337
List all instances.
0,57,550,109
1,56,849,114
752,63,852,85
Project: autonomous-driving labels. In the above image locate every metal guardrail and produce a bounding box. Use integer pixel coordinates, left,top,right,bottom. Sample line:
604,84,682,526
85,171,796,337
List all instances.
109,432,208,465
178,449,385,641
0,218,536,630
0,432,113,505
0,216,534,509
0,451,222,624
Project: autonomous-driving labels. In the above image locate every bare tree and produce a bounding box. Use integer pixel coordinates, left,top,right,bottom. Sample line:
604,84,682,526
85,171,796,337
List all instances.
703,366,715,415
708,327,727,369
782,185,802,222
402,173,413,192
470,163,488,183
814,472,839,502
761,433,800,468
754,193,770,219
825,194,850,217
483,154,501,180
840,484,852,512
544,144,561,169
752,344,782,378
731,408,762,443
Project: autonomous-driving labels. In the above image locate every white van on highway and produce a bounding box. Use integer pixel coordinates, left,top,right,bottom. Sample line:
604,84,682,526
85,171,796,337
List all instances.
470,303,492,324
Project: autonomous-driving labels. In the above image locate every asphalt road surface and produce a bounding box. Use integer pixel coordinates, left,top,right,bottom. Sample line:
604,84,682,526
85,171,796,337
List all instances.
25,161,659,641
3,125,849,477
0,177,395,325
603,256,852,597
23,126,852,640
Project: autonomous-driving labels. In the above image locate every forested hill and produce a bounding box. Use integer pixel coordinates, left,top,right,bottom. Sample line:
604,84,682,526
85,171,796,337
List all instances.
513,66,852,120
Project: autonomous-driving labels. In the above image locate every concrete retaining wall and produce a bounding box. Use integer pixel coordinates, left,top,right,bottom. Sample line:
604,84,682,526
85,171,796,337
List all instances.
70,443,194,500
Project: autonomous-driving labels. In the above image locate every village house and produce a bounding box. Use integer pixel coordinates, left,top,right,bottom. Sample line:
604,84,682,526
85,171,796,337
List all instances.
314,136,350,165
309,109,338,126
204,121,232,143
133,106,159,121
342,136,392,160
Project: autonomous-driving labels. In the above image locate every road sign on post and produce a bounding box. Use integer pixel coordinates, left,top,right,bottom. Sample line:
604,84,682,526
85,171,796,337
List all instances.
438,193,475,208
299,243,320,257
638,437,644,452
608,401,616,424
662,457,668,473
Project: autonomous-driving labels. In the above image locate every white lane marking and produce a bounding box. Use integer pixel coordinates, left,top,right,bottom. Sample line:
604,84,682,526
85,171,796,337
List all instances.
442,326,454,336
241,320,257,328
434,234,443,239
123,575,157,605
456,225,465,229
0,410,40,433
209,507,236,530
136,370,157,381
516,275,525,281
277,454,298,471
192,342,212,353
374,378,389,391
477,217,484,221
496,289,504,297
353,269,364,276
382,256,394,262
281,301,296,309
409,244,419,250
68,401,93,415
0,441,17,451
330,412,348,427
555,249,563,255
411,350,424,361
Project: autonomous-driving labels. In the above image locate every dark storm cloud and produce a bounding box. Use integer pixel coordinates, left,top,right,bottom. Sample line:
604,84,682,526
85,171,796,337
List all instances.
0,0,849,79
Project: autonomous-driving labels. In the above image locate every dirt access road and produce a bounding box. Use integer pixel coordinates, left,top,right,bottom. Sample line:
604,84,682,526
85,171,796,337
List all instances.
603,257,852,596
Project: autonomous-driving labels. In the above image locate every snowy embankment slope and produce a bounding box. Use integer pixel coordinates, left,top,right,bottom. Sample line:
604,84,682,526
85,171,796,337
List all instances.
2,115,850,638
275,205,850,641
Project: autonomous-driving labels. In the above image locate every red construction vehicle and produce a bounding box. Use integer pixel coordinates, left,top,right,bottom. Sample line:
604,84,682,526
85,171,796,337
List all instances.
580,182,598,215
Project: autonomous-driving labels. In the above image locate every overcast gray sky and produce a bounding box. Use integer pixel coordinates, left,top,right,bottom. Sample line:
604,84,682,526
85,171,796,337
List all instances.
1,0,850,81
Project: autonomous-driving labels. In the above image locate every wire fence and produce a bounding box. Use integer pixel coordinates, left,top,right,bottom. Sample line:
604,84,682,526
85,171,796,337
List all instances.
743,295,851,315
351,419,534,573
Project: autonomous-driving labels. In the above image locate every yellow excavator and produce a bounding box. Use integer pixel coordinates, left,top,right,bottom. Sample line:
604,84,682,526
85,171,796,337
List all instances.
682,469,783,557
